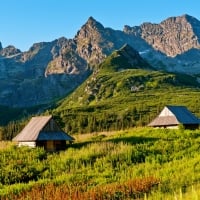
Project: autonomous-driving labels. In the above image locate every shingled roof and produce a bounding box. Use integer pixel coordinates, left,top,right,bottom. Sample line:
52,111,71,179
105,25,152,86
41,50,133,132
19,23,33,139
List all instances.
148,105,200,127
13,115,74,142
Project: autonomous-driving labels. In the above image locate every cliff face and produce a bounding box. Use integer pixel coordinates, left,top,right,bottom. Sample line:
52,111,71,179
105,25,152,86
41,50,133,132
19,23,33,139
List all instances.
0,45,21,57
0,38,90,107
124,14,200,57
46,38,92,77
75,17,107,66
1,14,200,107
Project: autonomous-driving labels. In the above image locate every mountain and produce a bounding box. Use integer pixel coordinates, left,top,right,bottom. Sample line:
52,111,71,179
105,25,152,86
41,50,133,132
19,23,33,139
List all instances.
0,39,90,107
52,44,200,134
55,44,200,108
0,45,21,57
98,44,153,73
124,14,200,57
55,44,154,107
1,14,200,109
75,16,155,67
124,14,200,74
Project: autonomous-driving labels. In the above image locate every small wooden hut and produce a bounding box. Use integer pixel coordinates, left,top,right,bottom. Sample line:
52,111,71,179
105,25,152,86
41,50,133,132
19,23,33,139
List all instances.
12,115,74,151
148,105,200,129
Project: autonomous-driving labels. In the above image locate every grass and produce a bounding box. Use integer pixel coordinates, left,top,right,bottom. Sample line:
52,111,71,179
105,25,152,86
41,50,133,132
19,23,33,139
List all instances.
1,128,200,199
50,66,200,135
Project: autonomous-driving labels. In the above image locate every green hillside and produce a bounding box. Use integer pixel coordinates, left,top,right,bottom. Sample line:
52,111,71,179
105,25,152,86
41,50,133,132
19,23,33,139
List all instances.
2,128,200,199
98,44,152,73
50,45,200,134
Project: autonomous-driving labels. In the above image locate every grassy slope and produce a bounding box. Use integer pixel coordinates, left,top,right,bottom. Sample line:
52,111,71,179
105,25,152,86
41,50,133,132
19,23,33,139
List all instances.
49,45,200,134
1,128,200,199
52,67,200,134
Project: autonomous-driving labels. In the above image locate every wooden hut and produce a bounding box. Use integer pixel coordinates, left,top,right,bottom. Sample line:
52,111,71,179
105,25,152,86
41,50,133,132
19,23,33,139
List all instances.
12,115,74,151
148,105,200,129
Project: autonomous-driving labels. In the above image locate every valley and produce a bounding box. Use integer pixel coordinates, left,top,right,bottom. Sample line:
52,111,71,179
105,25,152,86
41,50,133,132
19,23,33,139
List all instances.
1,13,200,199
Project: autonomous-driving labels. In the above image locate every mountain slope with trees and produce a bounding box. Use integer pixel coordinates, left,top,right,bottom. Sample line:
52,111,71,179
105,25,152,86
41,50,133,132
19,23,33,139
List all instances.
50,45,200,134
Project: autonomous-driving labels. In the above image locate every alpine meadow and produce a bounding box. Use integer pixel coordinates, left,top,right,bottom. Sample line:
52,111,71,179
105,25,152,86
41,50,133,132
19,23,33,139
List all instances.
1,14,200,199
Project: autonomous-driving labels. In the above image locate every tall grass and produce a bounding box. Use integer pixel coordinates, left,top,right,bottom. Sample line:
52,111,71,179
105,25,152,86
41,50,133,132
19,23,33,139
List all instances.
1,128,200,199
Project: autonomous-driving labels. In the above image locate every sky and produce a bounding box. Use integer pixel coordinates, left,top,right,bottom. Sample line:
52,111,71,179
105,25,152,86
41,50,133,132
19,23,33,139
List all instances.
0,0,200,51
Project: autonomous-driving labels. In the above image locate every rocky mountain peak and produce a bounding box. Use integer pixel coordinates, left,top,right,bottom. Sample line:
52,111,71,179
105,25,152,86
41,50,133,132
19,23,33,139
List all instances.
84,16,105,31
74,17,107,65
181,14,198,22
137,14,200,57
160,14,196,27
0,45,21,57
75,17,105,40
182,14,200,42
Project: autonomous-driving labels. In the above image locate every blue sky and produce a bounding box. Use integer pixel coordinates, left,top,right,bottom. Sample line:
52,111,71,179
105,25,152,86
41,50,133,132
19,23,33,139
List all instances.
0,0,199,51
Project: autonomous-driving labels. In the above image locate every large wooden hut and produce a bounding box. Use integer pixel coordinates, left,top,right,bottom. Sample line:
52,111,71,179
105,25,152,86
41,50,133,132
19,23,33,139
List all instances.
148,105,200,129
12,115,74,151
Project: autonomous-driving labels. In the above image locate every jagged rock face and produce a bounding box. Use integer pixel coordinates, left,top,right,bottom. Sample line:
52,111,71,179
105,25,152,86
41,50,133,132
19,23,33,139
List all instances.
45,40,88,76
75,17,109,66
75,17,130,66
0,45,21,57
74,17,154,68
0,38,90,107
125,14,200,57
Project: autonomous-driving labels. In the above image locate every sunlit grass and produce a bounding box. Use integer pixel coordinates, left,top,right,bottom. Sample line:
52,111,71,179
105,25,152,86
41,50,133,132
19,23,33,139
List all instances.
1,128,200,199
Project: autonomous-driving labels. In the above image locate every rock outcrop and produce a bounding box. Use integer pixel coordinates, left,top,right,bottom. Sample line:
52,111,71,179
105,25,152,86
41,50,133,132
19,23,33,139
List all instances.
0,45,21,57
124,14,200,57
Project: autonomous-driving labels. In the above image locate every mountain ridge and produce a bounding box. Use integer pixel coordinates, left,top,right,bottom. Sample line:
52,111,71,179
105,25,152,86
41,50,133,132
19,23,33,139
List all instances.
0,14,200,108
52,43,200,134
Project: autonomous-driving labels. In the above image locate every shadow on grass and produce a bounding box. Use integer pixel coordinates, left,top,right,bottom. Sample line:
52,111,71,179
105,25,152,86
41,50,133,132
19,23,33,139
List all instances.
107,136,159,145
70,135,159,149
70,141,93,149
